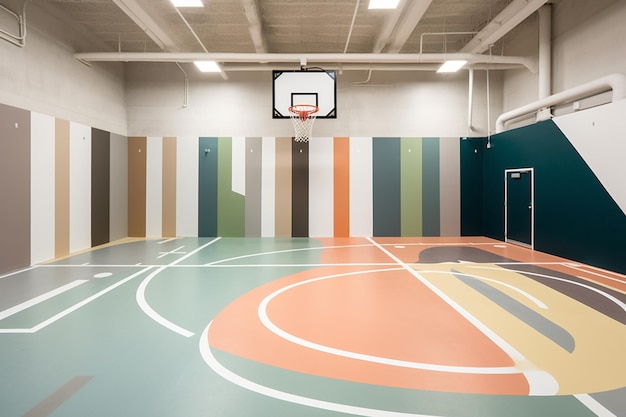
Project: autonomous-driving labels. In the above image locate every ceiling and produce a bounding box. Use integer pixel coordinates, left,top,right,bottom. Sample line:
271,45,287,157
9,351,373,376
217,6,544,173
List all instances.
31,0,553,72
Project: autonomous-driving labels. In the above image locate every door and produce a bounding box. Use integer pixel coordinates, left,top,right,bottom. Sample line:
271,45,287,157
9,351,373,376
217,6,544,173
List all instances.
505,168,534,248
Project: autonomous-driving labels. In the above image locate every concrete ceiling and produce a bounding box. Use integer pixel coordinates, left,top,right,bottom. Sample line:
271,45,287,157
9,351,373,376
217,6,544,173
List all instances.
38,0,551,72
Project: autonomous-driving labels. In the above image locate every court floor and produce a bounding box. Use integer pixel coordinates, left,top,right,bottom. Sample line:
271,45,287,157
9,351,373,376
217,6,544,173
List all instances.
1,237,625,417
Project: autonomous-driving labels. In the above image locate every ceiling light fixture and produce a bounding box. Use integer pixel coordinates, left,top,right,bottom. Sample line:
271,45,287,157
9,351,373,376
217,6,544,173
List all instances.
170,0,203,7
194,61,221,73
437,60,467,73
368,0,400,9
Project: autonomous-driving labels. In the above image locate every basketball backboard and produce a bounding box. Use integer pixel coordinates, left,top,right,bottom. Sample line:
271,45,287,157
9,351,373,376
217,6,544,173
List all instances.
272,69,337,119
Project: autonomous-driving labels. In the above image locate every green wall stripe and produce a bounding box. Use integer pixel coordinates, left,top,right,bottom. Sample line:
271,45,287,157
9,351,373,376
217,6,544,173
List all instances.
373,137,401,236
401,137,422,236
218,137,245,236
245,137,262,237
198,137,218,237
91,128,110,247
291,139,309,237
422,137,440,236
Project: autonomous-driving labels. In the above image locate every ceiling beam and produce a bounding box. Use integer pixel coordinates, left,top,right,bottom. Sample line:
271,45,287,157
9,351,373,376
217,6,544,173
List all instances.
112,0,179,51
241,0,267,53
461,0,549,54
372,0,433,53
75,51,537,72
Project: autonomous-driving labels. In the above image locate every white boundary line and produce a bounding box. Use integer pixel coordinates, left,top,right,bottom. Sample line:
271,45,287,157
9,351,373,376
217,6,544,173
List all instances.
0,266,37,280
366,237,559,395
0,280,88,321
0,267,153,334
199,322,441,417
258,268,520,374
574,394,617,417
136,237,221,338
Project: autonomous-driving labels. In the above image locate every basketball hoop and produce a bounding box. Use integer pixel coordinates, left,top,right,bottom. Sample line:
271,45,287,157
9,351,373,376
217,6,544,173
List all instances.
288,104,319,142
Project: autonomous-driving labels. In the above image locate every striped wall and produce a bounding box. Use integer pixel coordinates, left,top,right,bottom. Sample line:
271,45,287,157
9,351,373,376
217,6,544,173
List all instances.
0,103,127,274
127,136,461,238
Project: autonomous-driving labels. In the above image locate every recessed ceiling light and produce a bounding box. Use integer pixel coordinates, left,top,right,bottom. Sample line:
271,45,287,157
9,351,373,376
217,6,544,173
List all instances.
170,0,203,7
368,0,400,9
437,60,467,73
194,61,221,73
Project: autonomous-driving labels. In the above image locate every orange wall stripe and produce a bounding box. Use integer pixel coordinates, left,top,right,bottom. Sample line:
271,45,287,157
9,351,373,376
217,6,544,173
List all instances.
334,137,350,237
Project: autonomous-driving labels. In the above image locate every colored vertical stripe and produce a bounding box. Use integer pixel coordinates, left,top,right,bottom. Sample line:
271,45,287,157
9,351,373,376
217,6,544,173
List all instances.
128,137,147,237
109,133,128,242
218,137,245,236
30,112,56,265
176,136,199,237
91,128,110,247
274,137,292,237
261,137,276,237
55,119,70,255
401,137,422,236
334,137,350,237
422,137,441,236
0,104,30,274
309,137,334,237
198,137,218,237
162,137,177,237
373,137,401,236
350,137,373,237
291,139,309,237
439,137,461,236
245,137,262,237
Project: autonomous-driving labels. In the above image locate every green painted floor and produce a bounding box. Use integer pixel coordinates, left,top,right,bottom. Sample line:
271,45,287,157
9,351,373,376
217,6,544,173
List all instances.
0,237,624,417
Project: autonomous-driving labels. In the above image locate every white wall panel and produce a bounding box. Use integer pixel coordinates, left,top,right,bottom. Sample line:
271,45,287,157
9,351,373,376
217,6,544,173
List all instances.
308,137,334,237
30,112,56,264
232,136,245,196
146,137,163,237
350,137,373,237
261,137,276,237
176,136,199,237
554,100,626,216
69,122,92,253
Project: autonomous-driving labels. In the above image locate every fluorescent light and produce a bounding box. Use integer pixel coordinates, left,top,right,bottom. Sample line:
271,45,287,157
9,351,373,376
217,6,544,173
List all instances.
194,61,221,73
368,0,400,9
170,0,203,7
437,60,467,73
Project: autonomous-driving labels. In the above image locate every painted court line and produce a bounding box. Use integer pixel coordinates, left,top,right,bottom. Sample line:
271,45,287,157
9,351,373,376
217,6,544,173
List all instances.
136,237,221,338
366,238,559,395
574,394,617,417
200,323,440,417
0,267,153,334
22,376,93,417
0,280,88,321
204,244,374,265
564,263,626,285
257,268,520,374
0,265,36,280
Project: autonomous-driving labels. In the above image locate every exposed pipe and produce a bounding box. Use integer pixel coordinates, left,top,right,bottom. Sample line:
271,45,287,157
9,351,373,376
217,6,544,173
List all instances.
343,0,360,53
468,68,474,134
495,73,626,132
74,52,537,72
538,4,552,99
0,1,30,48
175,62,189,108
419,32,478,54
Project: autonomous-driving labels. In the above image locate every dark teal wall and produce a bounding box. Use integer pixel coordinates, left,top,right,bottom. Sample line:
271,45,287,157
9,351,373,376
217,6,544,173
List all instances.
198,137,218,237
460,120,626,274
460,138,484,236
373,137,401,236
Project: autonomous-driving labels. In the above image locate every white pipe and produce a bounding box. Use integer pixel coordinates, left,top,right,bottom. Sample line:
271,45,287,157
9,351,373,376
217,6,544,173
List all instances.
495,73,626,133
538,4,552,99
468,68,474,133
74,52,537,71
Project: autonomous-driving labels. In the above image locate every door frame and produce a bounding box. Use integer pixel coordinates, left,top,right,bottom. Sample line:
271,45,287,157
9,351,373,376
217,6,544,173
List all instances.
504,168,534,249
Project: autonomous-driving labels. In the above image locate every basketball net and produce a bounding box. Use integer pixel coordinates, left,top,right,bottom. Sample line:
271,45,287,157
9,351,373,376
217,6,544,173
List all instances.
288,104,319,142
